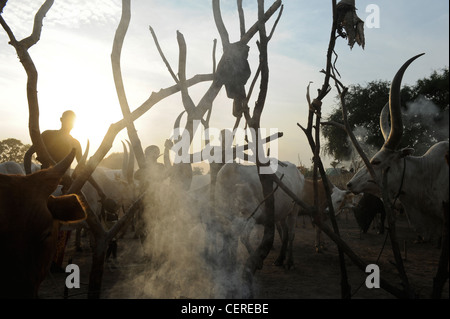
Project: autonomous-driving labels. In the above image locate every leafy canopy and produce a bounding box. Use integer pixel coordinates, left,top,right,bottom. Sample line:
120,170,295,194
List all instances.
322,67,449,162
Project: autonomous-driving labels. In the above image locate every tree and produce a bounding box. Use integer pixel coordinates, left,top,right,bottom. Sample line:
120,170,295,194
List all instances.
322,67,449,161
0,138,32,163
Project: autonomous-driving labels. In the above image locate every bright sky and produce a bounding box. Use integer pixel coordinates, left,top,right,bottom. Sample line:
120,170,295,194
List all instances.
0,0,448,169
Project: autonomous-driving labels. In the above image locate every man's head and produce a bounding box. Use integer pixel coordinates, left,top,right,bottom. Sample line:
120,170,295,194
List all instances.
60,110,76,132
145,145,161,162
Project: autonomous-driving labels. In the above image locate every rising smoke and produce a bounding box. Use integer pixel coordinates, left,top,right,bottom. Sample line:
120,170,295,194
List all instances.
345,96,449,171
405,96,449,148
106,177,257,299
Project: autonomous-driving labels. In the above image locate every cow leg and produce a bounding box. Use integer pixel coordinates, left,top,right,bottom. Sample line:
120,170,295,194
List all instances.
75,225,82,252
285,213,296,269
240,219,255,256
274,219,288,266
378,211,386,234
432,201,449,299
315,227,322,253
276,222,283,242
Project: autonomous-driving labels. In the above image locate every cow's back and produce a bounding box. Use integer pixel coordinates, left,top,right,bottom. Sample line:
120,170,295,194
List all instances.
215,161,304,223
0,162,25,175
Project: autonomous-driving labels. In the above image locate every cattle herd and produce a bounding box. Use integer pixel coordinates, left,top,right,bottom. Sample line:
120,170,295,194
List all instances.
0,47,449,298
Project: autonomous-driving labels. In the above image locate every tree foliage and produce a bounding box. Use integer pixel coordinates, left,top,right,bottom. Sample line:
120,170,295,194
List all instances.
322,67,449,161
0,138,31,163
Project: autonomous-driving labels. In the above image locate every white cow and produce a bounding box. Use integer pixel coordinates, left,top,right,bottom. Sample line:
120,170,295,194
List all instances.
0,161,44,176
214,161,305,269
0,161,25,175
346,54,449,243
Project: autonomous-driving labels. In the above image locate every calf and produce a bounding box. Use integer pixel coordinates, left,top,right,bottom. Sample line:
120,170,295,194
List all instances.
299,179,349,252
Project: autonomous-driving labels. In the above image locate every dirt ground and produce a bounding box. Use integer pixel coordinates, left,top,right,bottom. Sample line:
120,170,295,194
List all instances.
38,209,448,300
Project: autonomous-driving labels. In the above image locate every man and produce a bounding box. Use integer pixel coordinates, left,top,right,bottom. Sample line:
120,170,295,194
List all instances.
41,110,82,168
134,140,192,191
133,144,168,248
24,110,107,271
25,110,105,194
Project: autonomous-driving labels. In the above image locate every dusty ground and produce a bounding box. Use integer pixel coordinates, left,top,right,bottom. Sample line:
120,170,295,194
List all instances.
39,209,448,300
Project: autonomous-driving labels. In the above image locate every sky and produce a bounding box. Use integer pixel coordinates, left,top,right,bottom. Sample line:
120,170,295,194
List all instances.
0,0,448,170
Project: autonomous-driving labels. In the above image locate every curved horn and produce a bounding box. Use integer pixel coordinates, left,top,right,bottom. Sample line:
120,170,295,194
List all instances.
71,140,89,179
126,140,135,184
121,140,129,178
384,53,425,150
80,140,90,166
23,144,35,175
174,110,185,129
50,148,76,176
379,102,390,141
172,110,186,141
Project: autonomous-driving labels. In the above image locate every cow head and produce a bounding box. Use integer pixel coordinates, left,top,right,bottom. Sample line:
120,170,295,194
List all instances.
330,186,355,215
0,149,87,298
347,53,424,196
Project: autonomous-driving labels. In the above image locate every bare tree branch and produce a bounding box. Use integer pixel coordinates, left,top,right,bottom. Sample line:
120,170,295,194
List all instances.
270,171,409,299
67,73,213,195
335,84,376,180
19,0,54,50
212,38,217,74
0,0,55,167
212,0,230,46
111,0,146,169
237,0,246,38
177,31,197,116
240,0,282,45
149,26,179,83
381,168,414,297
0,0,7,13
267,3,283,41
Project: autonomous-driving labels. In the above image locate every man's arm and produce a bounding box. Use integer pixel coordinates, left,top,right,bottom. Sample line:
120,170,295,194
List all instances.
163,139,173,169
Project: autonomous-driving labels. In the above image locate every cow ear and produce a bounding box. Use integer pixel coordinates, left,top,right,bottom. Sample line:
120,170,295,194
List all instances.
399,147,414,158
47,195,87,223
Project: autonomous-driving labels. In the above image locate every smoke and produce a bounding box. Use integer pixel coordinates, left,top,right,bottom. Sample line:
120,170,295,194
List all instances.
342,126,378,171
343,96,449,171
405,96,449,144
106,177,256,299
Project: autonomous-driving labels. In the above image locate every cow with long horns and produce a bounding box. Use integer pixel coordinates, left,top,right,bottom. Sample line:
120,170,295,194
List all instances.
346,54,449,243
0,150,87,298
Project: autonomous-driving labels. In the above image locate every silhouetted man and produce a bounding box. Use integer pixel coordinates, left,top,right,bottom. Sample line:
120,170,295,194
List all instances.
24,110,82,173
24,110,107,271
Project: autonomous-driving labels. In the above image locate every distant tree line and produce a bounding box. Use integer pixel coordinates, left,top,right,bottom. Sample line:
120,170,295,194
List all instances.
0,138,32,163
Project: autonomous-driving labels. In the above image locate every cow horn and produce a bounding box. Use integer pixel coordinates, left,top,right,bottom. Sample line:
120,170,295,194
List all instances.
80,140,90,166
126,140,135,184
379,102,390,141
121,140,129,178
383,53,425,150
172,110,186,142
71,140,89,179
50,148,76,176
